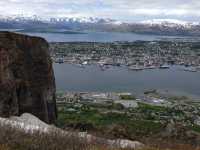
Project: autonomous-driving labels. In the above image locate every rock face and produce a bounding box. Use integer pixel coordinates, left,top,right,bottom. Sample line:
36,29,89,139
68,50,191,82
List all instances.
0,31,57,123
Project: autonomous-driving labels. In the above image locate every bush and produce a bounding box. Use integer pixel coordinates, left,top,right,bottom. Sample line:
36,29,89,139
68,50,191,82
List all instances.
120,95,136,100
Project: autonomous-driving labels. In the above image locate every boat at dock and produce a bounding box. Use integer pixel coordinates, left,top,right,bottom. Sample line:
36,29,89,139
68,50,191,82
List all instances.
129,66,144,71
145,66,157,69
183,67,197,72
55,58,64,64
196,66,200,70
82,61,88,65
159,65,170,69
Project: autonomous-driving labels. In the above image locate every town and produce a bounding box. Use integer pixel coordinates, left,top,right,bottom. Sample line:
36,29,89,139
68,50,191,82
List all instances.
50,41,200,72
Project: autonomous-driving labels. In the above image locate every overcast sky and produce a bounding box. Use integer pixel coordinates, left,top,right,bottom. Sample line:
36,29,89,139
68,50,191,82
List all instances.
0,0,200,22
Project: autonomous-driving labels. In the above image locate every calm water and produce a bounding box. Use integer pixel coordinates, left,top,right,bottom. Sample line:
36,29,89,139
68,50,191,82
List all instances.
24,32,187,42
53,64,200,98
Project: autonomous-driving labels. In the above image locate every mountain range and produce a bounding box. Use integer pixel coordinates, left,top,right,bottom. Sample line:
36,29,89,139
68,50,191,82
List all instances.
1,15,200,36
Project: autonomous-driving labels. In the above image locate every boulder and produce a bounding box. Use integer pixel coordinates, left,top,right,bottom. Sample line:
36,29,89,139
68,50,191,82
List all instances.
0,113,144,149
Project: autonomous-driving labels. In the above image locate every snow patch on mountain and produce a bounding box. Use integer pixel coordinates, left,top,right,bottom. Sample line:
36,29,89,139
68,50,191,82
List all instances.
49,17,122,25
140,19,200,28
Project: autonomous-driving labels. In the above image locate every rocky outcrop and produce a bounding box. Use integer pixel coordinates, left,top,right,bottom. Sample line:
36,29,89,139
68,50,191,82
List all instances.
0,113,144,149
0,31,57,123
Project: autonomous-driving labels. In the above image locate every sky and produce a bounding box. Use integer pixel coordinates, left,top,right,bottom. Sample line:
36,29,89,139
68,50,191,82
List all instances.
0,0,200,22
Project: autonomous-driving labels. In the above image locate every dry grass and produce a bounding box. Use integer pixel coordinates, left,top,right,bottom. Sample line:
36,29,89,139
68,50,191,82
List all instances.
0,124,136,150
141,144,200,150
0,144,10,150
0,124,199,150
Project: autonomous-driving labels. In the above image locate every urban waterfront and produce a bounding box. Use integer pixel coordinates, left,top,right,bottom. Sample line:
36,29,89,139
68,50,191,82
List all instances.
53,63,200,98
15,31,200,97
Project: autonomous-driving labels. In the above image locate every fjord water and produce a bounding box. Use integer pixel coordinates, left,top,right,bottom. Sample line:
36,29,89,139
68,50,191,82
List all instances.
54,64,200,98
24,31,186,42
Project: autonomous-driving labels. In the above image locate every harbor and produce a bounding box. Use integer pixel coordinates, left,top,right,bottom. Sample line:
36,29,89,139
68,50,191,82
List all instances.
53,63,200,98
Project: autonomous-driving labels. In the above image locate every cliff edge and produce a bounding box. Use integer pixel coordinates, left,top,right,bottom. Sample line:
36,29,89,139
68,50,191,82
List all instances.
0,31,57,123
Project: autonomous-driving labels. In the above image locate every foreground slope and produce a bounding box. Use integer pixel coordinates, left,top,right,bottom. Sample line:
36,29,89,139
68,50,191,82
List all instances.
0,113,144,150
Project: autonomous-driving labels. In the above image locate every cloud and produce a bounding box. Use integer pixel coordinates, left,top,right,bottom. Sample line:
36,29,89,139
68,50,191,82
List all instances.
0,0,200,21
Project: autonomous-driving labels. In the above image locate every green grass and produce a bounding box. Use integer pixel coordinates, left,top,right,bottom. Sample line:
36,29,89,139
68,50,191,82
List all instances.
57,108,164,137
189,124,200,133
137,102,168,112
57,109,128,127
127,120,163,135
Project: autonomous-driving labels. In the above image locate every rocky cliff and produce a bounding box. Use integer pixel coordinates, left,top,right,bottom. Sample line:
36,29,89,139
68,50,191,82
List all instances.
0,31,57,123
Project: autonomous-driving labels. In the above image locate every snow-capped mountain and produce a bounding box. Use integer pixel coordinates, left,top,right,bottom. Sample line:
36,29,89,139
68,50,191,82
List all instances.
0,14,43,22
0,15,197,28
140,19,200,28
0,15,121,25
0,15,200,36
